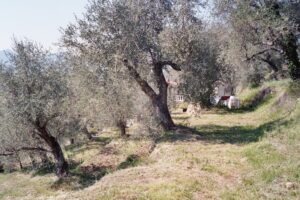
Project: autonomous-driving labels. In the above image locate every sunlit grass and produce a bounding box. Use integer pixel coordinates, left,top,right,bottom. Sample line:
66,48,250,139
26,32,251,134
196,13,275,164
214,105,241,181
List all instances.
0,80,299,199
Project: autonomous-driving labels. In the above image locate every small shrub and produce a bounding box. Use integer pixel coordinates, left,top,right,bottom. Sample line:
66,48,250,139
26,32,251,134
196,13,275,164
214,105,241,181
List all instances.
117,154,141,170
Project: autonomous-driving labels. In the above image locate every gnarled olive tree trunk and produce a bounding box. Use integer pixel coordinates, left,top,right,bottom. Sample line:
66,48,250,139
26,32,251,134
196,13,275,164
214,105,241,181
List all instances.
281,32,300,80
124,60,179,131
117,120,128,137
35,124,69,177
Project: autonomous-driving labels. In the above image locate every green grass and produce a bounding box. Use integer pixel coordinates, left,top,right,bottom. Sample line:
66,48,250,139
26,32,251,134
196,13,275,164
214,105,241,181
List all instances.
0,173,56,199
82,179,202,200
0,79,299,200
244,143,284,168
220,87,300,199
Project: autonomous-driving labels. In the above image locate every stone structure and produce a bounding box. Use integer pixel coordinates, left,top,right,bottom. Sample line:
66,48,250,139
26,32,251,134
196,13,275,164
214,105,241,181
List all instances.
164,66,185,103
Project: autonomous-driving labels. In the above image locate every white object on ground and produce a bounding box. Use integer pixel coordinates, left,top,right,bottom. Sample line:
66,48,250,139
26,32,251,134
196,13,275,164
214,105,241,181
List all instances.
228,96,240,109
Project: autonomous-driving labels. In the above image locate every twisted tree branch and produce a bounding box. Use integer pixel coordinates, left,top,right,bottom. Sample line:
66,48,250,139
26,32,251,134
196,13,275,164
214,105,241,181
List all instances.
123,59,158,99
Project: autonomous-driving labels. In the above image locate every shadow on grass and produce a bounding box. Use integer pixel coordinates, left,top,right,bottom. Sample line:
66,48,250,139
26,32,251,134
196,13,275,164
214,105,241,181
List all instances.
69,165,108,189
31,159,82,177
92,136,113,144
157,117,292,145
65,136,112,152
197,124,266,144
50,137,118,190
65,136,113,160
55,153,145,190
56,154,146,190
117,154,141,170
29,159,108,190
65,143,86,152
31,162,57,177
44,160,109,190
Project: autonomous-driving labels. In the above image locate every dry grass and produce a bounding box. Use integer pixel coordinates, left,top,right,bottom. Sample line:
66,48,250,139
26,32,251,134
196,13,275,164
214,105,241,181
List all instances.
0,80,299,200
0,173,59,200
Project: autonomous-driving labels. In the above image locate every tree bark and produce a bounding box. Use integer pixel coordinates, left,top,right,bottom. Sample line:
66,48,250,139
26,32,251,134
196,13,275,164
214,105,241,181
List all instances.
49,137,69,177
266,3,300,80
153,99,175,130
153,63,176,130
82,125,93,140
117,120,127,137
0,162,4,173
16,152,23,170
281,33,300,80
35,124,69,177
123,60,178,131
29,153,37,169
257,56,279,73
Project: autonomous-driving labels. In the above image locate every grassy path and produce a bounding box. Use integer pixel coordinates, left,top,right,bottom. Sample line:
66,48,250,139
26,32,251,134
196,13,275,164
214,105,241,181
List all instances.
0,81,299,199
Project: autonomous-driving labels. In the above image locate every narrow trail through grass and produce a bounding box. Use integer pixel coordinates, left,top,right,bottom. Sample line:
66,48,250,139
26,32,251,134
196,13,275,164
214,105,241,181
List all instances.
0,80,299,199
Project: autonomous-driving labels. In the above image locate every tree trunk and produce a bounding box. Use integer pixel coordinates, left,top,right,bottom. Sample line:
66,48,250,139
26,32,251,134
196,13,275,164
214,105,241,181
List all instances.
268,3,300,80
36,125,69,177
258,56,279,73
281,33,300,80
50,138,69,177
123,60,178,131
29,153,37,169
16,153,23,170
153,98,175,130
153,63,176,130
82,125,93,140
0,162,4,173
117,120,127,137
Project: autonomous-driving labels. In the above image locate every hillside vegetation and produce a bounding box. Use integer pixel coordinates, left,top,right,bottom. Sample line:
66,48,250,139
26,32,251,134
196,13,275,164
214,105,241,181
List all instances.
0,80,299,199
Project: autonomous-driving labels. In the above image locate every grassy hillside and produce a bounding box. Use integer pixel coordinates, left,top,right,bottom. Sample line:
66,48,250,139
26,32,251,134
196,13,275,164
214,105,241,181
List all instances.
0,80,299,200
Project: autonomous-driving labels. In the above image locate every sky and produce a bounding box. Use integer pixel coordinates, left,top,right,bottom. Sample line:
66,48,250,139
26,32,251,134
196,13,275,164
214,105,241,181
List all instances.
0,0,87,51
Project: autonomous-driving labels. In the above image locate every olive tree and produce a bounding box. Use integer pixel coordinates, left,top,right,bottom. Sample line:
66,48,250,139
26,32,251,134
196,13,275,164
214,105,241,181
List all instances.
62,0,205,131
214,0,300,81
68,55,138,137
0,40,70,177
0,120,49,170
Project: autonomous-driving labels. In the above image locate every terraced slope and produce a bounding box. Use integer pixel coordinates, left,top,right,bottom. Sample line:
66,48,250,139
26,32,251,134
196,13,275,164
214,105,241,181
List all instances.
0,80,299,200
